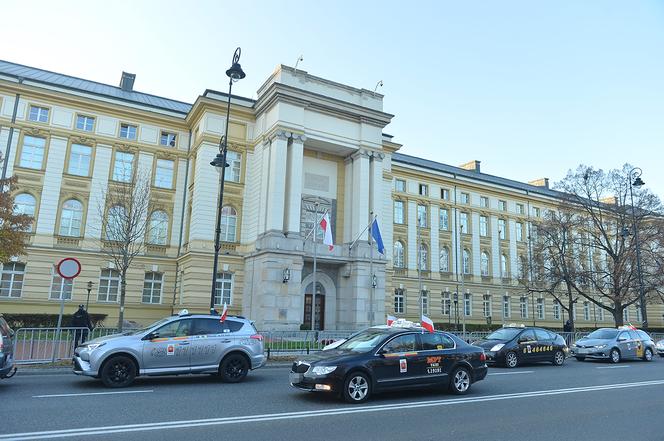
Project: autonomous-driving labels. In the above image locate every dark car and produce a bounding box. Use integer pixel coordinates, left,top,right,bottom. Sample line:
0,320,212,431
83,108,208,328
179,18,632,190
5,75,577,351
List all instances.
289,322,488,403
473,325,568,368
0,315,17,379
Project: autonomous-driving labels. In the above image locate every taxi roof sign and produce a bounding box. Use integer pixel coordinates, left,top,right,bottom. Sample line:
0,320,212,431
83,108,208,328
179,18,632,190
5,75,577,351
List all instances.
503,323,526,328
388,318,423,329
178,309,189,316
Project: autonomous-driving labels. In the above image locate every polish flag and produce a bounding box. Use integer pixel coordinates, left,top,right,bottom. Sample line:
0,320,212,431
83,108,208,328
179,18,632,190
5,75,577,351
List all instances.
219,303,228,323
421,315,435,333
387,315,397,326
320,213,334,251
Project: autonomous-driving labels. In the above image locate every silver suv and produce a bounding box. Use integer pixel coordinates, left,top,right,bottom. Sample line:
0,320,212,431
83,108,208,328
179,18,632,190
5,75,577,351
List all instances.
0,315,17,379
73,311,265,387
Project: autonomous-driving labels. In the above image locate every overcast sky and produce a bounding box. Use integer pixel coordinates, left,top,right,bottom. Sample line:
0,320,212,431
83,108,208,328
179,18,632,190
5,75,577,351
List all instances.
2,0,663,196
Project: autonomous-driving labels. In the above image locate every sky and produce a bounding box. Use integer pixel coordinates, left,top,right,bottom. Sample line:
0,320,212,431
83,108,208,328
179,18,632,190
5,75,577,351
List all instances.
2,0,663,196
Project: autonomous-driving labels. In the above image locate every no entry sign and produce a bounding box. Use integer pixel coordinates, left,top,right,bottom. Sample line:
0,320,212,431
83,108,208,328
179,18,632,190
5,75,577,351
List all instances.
56,257,82,280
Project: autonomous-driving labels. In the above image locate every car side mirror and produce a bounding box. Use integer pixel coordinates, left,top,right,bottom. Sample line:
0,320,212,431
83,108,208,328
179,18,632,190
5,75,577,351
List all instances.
377,349,388,357
617,337,626,342
144,331,159,341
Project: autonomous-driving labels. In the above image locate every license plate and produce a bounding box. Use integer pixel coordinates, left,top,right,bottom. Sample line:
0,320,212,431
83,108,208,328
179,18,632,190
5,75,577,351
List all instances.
289,372,303,384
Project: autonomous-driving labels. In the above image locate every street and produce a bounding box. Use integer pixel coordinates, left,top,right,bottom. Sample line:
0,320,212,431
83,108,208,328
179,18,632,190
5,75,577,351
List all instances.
2,359,664,441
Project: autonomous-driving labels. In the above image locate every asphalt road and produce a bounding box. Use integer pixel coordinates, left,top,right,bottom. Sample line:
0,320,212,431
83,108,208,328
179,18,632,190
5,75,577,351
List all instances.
2,357,664,441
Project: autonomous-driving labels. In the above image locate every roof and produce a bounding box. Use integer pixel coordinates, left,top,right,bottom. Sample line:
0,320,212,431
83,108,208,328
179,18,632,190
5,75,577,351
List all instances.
0,59,193,114
393,152,564,199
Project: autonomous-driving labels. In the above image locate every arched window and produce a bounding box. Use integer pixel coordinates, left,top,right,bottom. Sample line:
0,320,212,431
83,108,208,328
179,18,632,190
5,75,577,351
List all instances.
481,251,490,276
148,211,169,245
105,205,126,241
393,241,405,268
220,206,237,242
14,193,36,232
501,254,508,278
419,243,428,271
439,247,449,272
59,199,83,237
462,249,471,274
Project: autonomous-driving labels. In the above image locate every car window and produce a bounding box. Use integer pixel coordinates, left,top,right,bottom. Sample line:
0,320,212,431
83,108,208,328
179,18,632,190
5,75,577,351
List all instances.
628,330,640,340
421,333,455,350
382,334,417,353
155,319,193,338
338,329,388,353
534,329,550,341
637,331,650,341
486,328,521,341
618,332,630,341
192,318,244,335
587,329,618,339
520,330,536,342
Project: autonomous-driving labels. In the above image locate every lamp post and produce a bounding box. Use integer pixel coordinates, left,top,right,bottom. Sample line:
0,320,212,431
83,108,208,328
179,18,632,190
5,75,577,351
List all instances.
453,291,459,331
85,281,93,311
627,167,647,329
209,47,246,314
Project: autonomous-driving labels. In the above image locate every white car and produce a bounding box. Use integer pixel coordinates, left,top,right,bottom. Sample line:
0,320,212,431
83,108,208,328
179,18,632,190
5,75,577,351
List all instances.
656,339,664,357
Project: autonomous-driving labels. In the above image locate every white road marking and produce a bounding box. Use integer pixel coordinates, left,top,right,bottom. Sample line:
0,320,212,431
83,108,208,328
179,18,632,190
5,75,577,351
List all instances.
596,365,631,369
489,370,534,376
33,390,153,398
6,379,664,440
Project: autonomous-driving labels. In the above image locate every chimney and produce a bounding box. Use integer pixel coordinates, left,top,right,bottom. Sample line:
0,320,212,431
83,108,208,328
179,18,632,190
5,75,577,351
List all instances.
119,72,136,92
528,178,550,189
459,160,481,173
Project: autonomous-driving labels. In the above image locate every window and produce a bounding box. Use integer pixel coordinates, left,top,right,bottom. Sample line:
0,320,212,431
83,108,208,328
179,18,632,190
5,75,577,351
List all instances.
59,199,83,237
394,288,404,314
394,200,404,224
395,179,406,192
460,192,469,204
503,296,511,318
462,249,471,274
498,219,506,240
517,256,526,279
635,305,642,323
459,212,468,233
516,203,525,215
596,303,605,321
220,206,237,242
383,334,417,353
500,255,508,278
533,207,541,217
193,318,243,335
498,200,507,211
154,159,174,189
155,319,194,338
537,298,545,319
105,205,126,241
142,272,163,304
148,211,169,245
480,252,490,276
442,291,451,315
14,193,36,232
98,269,120,302
214,272,233,306
520,296,528,318
49,268,73,300
439,208,448,230
418,243,428,271
421,290,429,315
28,105,49,122
483,294,492,318
225,151,242,182
553,300,561,321
418,184,428,196
480,196,489,208
112,151,134,182
516,222,523,242
0,262,25,298
420,333,454,350
417,205,427,227
393,241,405,268
76,115,94,132
119,123,137,140
67,144,92,176
19,136,46,169
464,293,472,316
160,131,177,147
583,301,590,321
441,188,449,200
479,216,488,236
439,248,449,272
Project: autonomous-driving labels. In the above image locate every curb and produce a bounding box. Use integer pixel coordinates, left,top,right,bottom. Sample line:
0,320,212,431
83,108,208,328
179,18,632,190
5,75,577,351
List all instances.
15,362,293,376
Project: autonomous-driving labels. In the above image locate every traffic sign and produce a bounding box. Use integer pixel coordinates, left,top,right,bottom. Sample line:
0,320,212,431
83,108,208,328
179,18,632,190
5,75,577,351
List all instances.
56,257,82,280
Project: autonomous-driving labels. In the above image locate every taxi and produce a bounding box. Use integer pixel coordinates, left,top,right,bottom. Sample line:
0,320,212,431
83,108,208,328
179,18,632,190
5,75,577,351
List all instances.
571,325,656,363
289,320,488,403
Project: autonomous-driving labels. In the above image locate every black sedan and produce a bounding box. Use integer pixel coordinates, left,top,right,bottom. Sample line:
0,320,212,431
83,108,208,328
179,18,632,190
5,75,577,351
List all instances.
473,326,569,368
290,325,488,403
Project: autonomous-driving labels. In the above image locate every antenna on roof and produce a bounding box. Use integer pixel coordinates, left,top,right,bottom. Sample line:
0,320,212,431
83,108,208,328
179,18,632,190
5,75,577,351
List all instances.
294,54,304,73
374,80,383,93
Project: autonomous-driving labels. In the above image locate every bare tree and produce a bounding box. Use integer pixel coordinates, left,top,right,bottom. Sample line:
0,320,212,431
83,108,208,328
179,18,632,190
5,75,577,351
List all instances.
0,153,33,261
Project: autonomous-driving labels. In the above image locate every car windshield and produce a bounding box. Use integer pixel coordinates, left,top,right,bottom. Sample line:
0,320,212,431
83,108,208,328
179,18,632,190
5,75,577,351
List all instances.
586,329,618,340
337,329,389,353
486,328,522,341
126,318,171,335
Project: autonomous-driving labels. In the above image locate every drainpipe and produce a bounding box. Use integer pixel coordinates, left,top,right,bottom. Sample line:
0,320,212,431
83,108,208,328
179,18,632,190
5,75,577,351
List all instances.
2,77,24,181
171,128,192,314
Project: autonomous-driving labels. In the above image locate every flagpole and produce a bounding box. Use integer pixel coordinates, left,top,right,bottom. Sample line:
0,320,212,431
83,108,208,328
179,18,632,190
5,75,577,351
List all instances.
312,201,318,330
369,213,375,326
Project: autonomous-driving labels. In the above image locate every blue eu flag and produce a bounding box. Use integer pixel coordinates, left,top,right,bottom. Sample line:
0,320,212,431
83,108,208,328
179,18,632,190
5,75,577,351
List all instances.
371,219,385,254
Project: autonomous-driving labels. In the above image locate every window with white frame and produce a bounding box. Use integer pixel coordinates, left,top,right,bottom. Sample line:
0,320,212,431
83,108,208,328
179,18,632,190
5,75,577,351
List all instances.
418,184,428,196
439,208,448,230
517,256,526,279
421,290,429,315
154,159,174,189
393,241,405,268
520,296,528,318
14,193,36,232
119,123,137,140
418,243,428,271
635,305,642,323
516,203,525,215
480,196,489,208
459,212,469,233
498,200,507,211
533,207,541,217
460,192,469,204
394,179,406,192
105,205,126,241
112,151,134,182
214,272,233,306
441,188,449,200
394,288,404,314
59,199,83,237
503,296,511,318
98,269,120,302
442,291,451,315
596,303,605,321
394,200,404,224
28,105,49,122
583,301,590,321
483,294,492,318
623,307,629,323
480,252,490,276
439,248,449,272
537,298,545,319
225,151,242,182
76,115,95,132
498,219,506,240
516,222,523,242
479,216,488,236
49,268,73,300
142,272,163,304
220,206,237,242
148,211,169,245
417,205,427,227
501,254,508,278
19,136,46,169
160,131,177,147
68,144,92,176
0,262,25,298
464,293,472,316
462,249,471,274
553,300,561,321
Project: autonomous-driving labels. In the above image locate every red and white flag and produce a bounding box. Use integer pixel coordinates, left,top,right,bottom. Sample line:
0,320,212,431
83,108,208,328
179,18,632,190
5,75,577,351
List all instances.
219,303,228,323
421,315,434,333
320,213,334,251
387,315,397,326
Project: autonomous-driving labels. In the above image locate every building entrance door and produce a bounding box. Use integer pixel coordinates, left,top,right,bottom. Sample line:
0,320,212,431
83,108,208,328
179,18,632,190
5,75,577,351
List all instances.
304,283,325,330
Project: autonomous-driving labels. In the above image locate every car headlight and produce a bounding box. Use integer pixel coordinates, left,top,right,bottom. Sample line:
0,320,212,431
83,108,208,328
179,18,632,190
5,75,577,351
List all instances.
656,343,664,349
85,343,106,352
490,344,505,352
594,344,607,349
311,366,337,376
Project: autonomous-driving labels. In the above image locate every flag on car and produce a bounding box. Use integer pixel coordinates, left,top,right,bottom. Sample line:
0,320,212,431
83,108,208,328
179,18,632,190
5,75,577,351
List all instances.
387,315,396,326
371,218,385,254
421,315,435,333
320,212,334,251
219,303,228,323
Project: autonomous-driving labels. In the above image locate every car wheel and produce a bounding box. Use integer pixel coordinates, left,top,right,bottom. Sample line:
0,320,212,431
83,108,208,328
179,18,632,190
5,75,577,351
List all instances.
610,348,621,364
100,355,137,388
505,351,518,368
449,367,472,395
574,356,585,362
343,371,371,404
220,354,249,383
552,350,565,366
643,348,653,362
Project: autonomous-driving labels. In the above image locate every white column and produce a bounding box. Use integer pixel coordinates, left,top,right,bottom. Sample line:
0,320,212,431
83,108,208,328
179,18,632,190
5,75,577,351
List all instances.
0,127,19,177
491,215,500,277
407,200,417,271
471,212,481,277
351,150,370,239
450,207,458,274
508,219,518,277
189,143,218,242
369,153,384,217
257,141,270,234
170,158,188,247
265,130,289,232
343,156,353,243
430,204,439,272
85,145,112,240
285,134,305,234
36,136,67,236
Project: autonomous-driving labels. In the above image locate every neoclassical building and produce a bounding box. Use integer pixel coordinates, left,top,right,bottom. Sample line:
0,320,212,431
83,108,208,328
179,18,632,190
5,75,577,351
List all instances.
0,59,659,330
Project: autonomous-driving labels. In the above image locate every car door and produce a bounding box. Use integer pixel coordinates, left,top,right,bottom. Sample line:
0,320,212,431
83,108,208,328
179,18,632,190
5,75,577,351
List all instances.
189,318,238,373
141,319,192,373
417,332,457,385
534,329,554,361
629,330,644,359
373,333,422,389
517,329,538,363
616,331,635,359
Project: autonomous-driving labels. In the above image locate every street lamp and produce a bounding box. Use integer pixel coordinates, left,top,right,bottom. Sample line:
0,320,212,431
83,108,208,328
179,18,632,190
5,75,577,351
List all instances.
627,167,647,329
85,281,93,311
453,292,459,331
209,47,246,314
